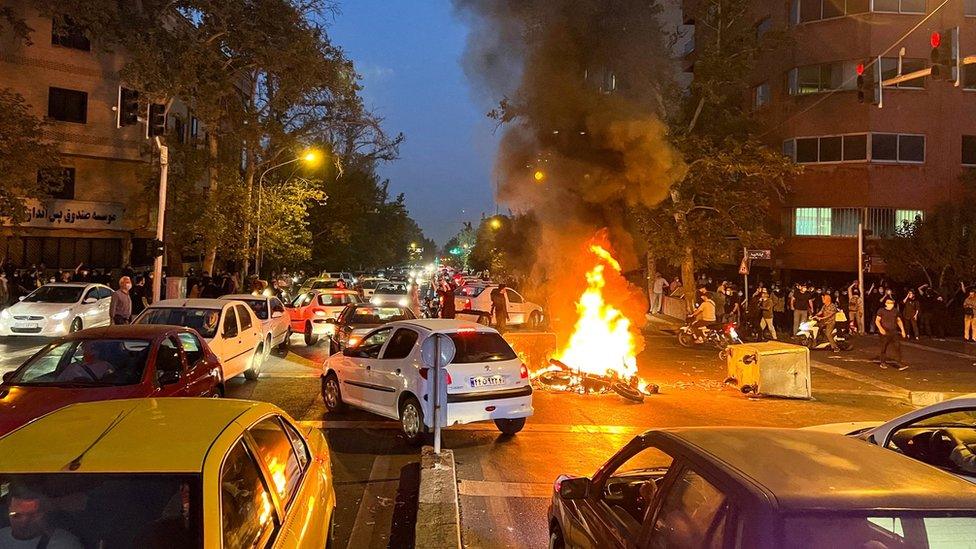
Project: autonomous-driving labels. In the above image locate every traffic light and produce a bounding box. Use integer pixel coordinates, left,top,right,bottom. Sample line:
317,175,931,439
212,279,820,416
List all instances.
117,87,139,127
146,103,166,138
856,61,880,105
930,28,960,84
149,238,165,259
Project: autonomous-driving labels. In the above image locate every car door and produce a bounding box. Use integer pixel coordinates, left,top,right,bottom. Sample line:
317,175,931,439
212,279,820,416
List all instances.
153,336,189,396
270,297,288,343
177,331,219,396
641,465,734,549
96,287,113,325
366,327,420,413
219,305,245,378
235,303,260,356
79,287,100,325
342,327,393,415
506,289,527,325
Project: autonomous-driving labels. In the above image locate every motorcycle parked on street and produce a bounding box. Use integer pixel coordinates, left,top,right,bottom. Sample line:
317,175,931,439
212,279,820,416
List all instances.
795,311,853,351
677,318,743,351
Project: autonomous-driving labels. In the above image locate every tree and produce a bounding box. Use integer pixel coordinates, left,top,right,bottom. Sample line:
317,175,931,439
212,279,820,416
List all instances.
639,0,797,307
442,223,477,270
469,213,539,286
0,89,63,222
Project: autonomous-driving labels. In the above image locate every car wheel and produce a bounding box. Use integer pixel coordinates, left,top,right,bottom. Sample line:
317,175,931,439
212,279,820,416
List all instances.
279,328,291,350
528,312,542,330
400,396,427,446
494,417,526,435
305,323,319,346
322,374,344,412
549,525,565,549
325,509,336,548
212,384,225,398
264,335,272,359
70,318,83,333
244,343,263,381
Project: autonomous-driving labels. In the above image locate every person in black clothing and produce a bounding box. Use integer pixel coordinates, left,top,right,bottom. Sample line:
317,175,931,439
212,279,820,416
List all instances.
437,280,456,319
902,290,920,340
130,275,149,317
875,297,908,371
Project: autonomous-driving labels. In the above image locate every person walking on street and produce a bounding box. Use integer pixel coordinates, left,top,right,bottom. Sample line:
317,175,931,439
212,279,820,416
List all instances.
437,280,456,319
813,293,840,352
759,289,777,340
650,272,668,314
847,282,863,335
875,297,908,370
792,284,812,334
490,284,509,334
964,286,976,342
902,290,920,340
110,276,133,325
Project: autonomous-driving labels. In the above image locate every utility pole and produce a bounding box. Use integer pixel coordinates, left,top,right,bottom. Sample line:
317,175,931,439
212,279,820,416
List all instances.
153,137,168,303
857,220,865,303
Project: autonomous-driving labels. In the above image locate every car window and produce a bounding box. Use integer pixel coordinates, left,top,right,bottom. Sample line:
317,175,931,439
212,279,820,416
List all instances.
281,420,310,470
7,339,151,386
221,439,279,549
292,293,313,308
156,338,183,381
83,288,98,302
23,285,84,303
236,305,253,331
383,329,419,359
357,328,392,359
247,417,304,509
446,331,518,363
223,307,239,339
320,293,358,306
271,298,285,315
97,287,113,299
7,342,72,382
506,289,524,303
650,469,728,549
136,308,221,339
178,332,204,365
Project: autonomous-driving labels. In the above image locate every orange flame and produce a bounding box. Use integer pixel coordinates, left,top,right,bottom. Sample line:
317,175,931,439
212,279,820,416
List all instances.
552,245,639,381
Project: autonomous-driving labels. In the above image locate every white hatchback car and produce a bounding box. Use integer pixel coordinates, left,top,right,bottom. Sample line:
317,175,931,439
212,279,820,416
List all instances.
321,319,533,444
455,284,544,329
135,298,265,381
221,294,291,355
0,283,113,336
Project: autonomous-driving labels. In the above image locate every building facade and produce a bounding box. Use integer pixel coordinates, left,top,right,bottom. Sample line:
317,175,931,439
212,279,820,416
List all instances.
682,0,976,276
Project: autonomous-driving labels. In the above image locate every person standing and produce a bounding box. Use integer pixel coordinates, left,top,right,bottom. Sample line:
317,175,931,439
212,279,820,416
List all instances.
792,284,811,334
437,280,456,319
963,286,976,343
759,289,777,340
847,282,863,335
902,290,920,340
110,276,133,325
130,275,149,317
489,284,509,334
875,297,908,370
712,282,726,323
650,272,668,314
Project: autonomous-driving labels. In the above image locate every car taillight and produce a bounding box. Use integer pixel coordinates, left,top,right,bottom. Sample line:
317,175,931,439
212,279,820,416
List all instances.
419,368,452,384
463,299,472,309
520,363,529,379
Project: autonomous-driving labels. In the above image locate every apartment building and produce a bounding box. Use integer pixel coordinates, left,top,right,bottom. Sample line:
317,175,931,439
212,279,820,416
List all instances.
682,0,976,275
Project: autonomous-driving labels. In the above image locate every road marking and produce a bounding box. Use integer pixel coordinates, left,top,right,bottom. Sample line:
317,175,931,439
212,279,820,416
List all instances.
298,420,640,434
346,455,400,549
903,341,976,361
810,360,909,398
458,480,551,499
258,372,320,379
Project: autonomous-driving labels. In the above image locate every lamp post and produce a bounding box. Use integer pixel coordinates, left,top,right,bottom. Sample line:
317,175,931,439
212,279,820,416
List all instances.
254,149,321,274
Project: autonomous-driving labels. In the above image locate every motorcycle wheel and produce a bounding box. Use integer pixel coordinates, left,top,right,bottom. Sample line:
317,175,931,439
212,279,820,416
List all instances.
797,334,813,349
714,337,730,351
839,340,853,351
677,331,695,348
612,382,645,403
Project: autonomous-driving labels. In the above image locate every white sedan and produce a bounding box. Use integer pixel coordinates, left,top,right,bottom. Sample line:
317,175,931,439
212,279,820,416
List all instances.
321,319,533,444
808,393,976,482
370,282,410,307
455,284,544,329
135,298,265,381
0,283,112,336
221,294,291,355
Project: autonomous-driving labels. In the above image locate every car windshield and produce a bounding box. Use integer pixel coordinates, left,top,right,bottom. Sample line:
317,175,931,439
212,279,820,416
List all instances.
137,308,221,339
321,293,359,306
23,286,84,304
341,306,411,325
6,339,152,387
231,298,269,320
310,280,342,290
454,285,485,298
784,512,976,548
376,284,407,295
0,474,202,548
361,280,385,289
447,331,517,363
915,410,976,428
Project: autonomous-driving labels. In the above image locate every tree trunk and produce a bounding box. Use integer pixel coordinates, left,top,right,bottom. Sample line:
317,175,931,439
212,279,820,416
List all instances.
242,145,257,275
202,131,220,274
671,188,697,313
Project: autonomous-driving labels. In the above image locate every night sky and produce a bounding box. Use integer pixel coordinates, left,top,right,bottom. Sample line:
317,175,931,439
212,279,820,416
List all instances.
328,0,500,246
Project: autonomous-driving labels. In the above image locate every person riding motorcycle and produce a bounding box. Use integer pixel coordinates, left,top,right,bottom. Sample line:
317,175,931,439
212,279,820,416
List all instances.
690,288,717,341
812,294,841,352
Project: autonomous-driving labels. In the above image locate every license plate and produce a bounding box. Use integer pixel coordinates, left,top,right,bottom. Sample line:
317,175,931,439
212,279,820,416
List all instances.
469,375,506,388
14,322,37,329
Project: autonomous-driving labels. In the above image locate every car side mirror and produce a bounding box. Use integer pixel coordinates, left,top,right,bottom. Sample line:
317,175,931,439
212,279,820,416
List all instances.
271,311,283,319
558,477,591,500
83,297,97,304
342,347,359,357
158,369,180,386
1,372,14,383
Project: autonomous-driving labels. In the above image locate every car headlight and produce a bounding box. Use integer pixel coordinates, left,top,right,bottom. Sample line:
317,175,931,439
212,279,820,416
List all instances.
398,298,409,307
371,297,381,305
314,310,327,317
0,309,10,320
50,310,70,321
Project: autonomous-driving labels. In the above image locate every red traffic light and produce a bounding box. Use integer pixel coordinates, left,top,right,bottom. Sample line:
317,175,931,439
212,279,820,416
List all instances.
931,31,941,49
856,63,865,76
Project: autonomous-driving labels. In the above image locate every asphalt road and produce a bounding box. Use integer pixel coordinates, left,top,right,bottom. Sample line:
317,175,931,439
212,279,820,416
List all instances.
4,320,976,548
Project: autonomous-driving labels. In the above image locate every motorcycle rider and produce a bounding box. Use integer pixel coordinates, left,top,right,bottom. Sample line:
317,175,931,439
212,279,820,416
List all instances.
690,288,717,341
812,293,841,352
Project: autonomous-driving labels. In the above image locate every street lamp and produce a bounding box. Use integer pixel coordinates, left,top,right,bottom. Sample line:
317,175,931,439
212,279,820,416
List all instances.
489,218,502,230
255,148,322,274
533,170,546,182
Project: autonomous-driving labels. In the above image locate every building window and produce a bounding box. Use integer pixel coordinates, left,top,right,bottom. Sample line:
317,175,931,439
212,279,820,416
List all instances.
870,133,924,163
51,16,90,51
966,0,976,16
964,65,976,90
963,136,976,166
37,168,76,200
791,0,869,24
794,208,862,237
173,115,186,144
788,61,858,95
872,0,925,13
784,134,868,164
880,57,926,88
190,116,200,138
894,209,923,228
867,208,924,237
48,87,88,124
753,82,771,109
756,17,772,39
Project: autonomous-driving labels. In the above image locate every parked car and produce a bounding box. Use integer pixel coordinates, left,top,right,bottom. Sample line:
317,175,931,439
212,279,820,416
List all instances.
135,298,265,381
327,304,416,352
0,282,113,336
455,283,543,329
0,325,223,436
320,271,355,284
0,398,336,548
370,282,410,307
222,294,291,355
358,277,389,299
807,392,976,482
548,427,976,548
321,319,533,444
300,277,350,292
287,289,362,346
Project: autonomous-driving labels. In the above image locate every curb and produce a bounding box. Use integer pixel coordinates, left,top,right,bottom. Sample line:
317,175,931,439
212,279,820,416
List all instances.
415,446,461,549
909,390,968,407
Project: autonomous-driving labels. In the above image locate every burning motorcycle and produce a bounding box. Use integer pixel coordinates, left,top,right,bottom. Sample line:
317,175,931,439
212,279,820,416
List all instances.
795,311,853,351
677,318,742,350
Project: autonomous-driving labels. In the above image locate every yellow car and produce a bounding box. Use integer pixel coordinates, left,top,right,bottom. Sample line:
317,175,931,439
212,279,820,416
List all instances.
0,398,335,548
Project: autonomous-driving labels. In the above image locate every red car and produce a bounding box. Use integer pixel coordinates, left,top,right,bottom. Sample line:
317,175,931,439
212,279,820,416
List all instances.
287,289,362,346
0,324,223,436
